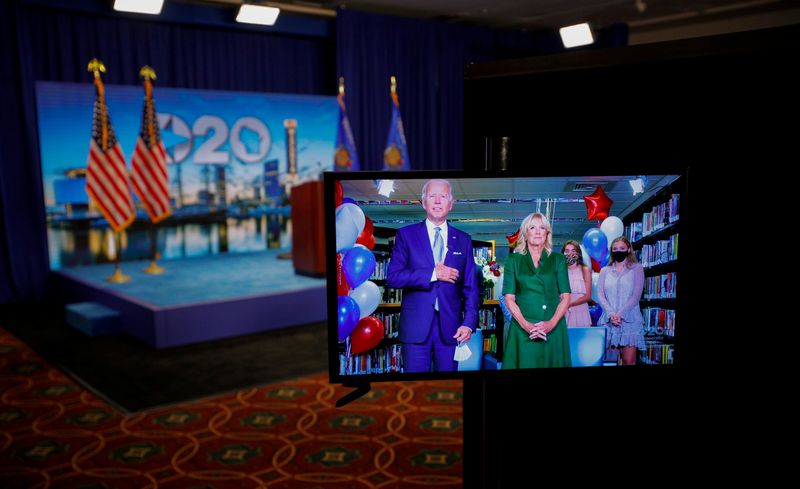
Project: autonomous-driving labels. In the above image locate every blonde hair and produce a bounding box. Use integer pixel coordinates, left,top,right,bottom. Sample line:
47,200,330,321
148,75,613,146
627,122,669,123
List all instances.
608,236,638,267
514,212,553,255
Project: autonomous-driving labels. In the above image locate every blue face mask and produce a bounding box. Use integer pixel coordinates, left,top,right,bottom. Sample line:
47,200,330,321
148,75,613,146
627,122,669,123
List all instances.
611,251,628,263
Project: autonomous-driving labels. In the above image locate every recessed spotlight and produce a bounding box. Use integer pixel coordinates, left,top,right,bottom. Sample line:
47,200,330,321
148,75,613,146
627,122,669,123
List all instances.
113,0,164,15
559,23,594,48
236,4,281,26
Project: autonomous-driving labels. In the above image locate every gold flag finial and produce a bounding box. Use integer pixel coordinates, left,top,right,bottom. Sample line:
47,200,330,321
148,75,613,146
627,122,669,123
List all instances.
339,77,345,96
139,65,157,81
390,75,397,94
87,59,106,79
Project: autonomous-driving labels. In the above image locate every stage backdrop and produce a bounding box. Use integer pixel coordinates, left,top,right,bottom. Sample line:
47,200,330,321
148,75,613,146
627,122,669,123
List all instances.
36,82,337,269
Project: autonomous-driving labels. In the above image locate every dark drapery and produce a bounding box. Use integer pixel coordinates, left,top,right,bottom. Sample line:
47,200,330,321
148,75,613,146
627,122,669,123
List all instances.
336,9,628,171
0,1,49,304
0,0,335,304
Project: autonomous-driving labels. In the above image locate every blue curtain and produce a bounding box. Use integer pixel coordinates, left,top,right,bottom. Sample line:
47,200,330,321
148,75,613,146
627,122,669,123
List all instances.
336,9,627,171
0,0,335,304
0,1,49,304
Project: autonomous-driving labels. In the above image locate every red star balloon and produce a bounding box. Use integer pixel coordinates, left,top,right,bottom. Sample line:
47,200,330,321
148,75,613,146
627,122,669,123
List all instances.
584,185,613,222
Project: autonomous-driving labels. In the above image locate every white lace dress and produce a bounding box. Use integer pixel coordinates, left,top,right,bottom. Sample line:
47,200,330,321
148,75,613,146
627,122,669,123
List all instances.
597,263,646,350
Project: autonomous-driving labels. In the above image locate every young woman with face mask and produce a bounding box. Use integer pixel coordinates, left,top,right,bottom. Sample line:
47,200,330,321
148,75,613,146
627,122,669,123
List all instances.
596,236,646,365
561,240,593,328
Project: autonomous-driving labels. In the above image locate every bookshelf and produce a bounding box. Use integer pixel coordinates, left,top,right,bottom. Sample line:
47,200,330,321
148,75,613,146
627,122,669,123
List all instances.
338,230,503,375
622,176,682,365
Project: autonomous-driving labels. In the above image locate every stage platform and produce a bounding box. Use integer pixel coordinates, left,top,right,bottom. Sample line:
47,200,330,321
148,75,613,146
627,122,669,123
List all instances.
52,249,327,348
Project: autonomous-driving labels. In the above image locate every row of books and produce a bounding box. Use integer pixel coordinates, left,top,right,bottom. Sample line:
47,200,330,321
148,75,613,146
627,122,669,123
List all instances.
370,259,391,280
640,193,680,237
377,286,403,304
639,233,679,268
478,308,498,330
642,307,676,337
625,222,644,243
483,335,497,354
638,343,674,365
339,344,404,375
644,272,677,299
372,311,400,338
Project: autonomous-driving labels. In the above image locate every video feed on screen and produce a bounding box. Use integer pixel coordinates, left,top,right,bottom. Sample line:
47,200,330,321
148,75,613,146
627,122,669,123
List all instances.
330,174,683,378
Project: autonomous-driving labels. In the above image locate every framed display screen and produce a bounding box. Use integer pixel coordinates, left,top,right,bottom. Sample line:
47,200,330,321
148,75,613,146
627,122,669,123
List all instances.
325,168,687,383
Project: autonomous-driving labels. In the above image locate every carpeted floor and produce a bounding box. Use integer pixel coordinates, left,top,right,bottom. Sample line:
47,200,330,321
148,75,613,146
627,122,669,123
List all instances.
0,305,330,412
0,327,464,488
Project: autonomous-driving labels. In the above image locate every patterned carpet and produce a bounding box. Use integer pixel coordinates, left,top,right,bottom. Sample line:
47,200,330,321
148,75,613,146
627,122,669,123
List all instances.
0,328,463,488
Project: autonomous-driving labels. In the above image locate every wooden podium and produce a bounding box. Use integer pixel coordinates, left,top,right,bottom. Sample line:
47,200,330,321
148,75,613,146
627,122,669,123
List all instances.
290,181,326,277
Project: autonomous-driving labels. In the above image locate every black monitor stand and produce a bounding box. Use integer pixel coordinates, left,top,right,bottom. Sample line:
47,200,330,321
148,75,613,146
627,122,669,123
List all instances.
335,382,371,407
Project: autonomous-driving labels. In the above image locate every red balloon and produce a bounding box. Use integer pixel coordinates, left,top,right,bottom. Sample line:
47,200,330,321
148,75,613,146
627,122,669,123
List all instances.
356,233,376,250
591,257,601,273
337,253,350,296
362,215,374,236
583,185,613,222
355,216,375,249
335,181,343,207
351,316,385,354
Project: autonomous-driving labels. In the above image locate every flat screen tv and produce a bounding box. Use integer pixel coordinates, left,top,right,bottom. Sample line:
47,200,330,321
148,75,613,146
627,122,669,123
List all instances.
325,169,687,384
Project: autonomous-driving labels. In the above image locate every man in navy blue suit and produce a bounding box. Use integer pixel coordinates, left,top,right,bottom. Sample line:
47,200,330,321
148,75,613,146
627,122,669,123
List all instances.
387,179,479,372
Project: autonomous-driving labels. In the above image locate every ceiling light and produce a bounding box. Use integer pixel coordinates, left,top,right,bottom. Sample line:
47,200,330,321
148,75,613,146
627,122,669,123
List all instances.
376,180,395,197
113,0,164,15
559,23,594,48
236,4,281,26
629,176,648,195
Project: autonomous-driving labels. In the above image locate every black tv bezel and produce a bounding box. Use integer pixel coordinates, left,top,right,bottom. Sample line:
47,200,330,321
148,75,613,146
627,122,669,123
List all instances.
325,165,689,384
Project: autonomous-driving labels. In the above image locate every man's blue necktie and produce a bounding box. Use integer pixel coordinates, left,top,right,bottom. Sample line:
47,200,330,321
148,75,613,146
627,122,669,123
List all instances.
433,226,443,310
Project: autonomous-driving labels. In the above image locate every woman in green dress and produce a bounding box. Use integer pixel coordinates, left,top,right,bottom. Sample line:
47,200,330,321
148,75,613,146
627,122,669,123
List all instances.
502,212,572,369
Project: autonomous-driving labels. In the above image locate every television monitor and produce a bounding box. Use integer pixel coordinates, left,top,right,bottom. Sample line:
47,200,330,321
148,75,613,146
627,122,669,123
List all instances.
325,169,687,384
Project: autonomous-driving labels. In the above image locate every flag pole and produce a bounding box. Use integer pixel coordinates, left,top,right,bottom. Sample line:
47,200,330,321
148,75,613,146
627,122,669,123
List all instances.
143,223,164,274
107,231,131,283
87,59,131,284
139,65,166,275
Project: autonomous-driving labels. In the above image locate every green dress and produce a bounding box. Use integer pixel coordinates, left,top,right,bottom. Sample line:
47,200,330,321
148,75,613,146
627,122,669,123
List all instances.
501,250,572,369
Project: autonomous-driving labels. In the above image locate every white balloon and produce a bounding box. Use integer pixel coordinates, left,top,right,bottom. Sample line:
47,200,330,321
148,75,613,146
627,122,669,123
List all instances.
600,216,624,249
335,210,359,252
579,244,591,268
591,272,601,303
336,203,365,236
349,281,382,319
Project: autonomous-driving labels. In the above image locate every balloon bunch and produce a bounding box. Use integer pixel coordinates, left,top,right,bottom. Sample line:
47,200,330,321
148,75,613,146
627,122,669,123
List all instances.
334,181,384,355
581,185,624,315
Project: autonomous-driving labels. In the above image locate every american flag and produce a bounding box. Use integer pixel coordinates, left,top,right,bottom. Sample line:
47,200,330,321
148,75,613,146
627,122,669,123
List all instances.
85,61,136,232
130,67,171,223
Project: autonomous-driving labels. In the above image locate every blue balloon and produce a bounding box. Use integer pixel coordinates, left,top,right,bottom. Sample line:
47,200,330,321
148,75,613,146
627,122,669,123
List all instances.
338,295,361,341
596,247,610,266
343,246,377,289
582,227,609,262
588,304,603,326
